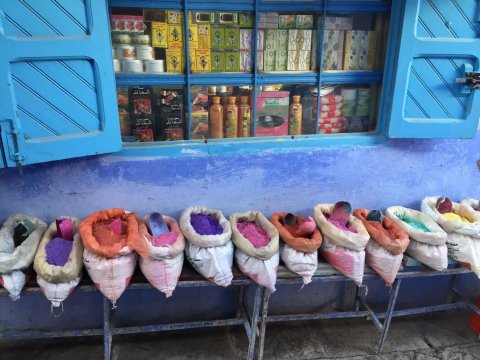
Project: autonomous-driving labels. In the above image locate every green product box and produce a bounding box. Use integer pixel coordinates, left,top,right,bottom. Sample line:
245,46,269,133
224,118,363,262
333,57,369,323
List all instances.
192,12,215,24
276,30,288,51
214,12,238,25
264,29,277,51
239,12,254,28
224,51,240,72
264,50,276,71
210,26,225,49
279,15,296,29
295,15,314,29
275,50,287,71
288,29,312,51
211,51,225,72
224,27,240,50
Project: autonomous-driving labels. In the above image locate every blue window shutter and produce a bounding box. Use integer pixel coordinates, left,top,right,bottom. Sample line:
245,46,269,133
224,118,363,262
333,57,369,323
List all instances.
0,0,121,167
388,0,480,138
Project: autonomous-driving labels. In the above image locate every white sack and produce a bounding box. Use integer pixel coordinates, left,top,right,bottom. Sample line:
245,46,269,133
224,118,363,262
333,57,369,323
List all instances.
365,239,403,287
37,274,81,309
140,253,184,298
0,270,27,301
180,207,231,248
235,249,279,292
320,238,365,285
406,240,448,271
83,248,137,307
280,244,317,285
185,241,234,287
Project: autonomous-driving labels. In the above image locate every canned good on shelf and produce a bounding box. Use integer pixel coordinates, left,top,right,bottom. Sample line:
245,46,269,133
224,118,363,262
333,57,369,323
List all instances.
122,59,143,73
115,45,136,60
136,46,154,60
144,60,165,73
112,34,132,45
132,34,150,45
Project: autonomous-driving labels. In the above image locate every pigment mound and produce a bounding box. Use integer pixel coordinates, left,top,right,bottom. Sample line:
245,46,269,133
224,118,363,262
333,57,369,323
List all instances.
237,221,270,248
45,237,73,266
93,220,128,248
191,213,223,235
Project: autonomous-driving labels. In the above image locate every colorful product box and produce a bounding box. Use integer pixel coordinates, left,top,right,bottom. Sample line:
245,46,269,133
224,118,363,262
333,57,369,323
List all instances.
240,29,253,51
191,111,209,139
275,50,287,71
258,29,265,51
288,30,312,51
167,11,183,24
188,24,198,49
198,25,211,49
240,51,253,72
287,51,311,71
276,30,288,51
151,22,168,48
192,12,215,24
190,49,196,72
257,51,264,71
255,91,290,137
264,30,277,51
310,30,317,71
156,90,185,141
211,51,225,72
195,49,211,72
168,24,184,48
295,15,314,29
210,26,225,49
279,15,296,29
224,51,240,72
359,31,376,70
166,49,185,72
323,29,345,70
224,27,240,50
111,15,145,35
239,12,254,28
343,30,376,70
214,12,238,25
129,86,155,142
264,50,275,71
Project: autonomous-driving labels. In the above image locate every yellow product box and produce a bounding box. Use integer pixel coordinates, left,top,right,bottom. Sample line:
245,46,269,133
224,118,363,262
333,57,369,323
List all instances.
195,49,211,72
188,24,198,50
166,11,192,24
190,48,196,72
168,24,184,48
197,25,211,49
166,48,185,72
151,22,168,48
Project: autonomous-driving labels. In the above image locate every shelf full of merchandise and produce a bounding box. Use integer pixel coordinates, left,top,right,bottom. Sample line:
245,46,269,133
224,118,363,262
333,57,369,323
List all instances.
110,0,395,156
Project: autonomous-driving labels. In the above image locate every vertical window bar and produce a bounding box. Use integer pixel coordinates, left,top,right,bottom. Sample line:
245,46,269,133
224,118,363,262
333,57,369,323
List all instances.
315,0,328,135
183,0,192,140
252,0,259,137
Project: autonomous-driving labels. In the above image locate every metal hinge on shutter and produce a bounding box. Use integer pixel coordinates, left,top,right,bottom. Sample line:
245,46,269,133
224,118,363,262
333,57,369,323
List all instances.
0,118,25,173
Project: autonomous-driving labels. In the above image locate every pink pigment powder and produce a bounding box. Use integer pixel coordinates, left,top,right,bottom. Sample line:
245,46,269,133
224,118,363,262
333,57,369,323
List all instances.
327,216,357,233
153,232,178,246
237,221,270,248
45,237,73,266
191,213,223,235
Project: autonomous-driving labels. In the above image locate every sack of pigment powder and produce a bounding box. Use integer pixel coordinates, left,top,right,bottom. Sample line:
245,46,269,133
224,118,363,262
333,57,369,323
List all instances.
139,215,184,297
354,209,409,286
0,214,47,300
180,206,233,286
79,208,142,306
313,204,369,284
270,212,322,285
422,196,480,276
34,217,83,309
386,206,448,271
230,211,279,292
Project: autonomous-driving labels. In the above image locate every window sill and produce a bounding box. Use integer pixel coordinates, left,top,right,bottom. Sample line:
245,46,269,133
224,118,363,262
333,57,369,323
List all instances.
116,132,388,159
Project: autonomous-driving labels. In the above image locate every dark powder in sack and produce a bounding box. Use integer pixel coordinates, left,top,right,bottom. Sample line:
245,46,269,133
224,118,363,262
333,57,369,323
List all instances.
93,220,128,247
46,237,73,266
191,214,223,235
237,221,270,248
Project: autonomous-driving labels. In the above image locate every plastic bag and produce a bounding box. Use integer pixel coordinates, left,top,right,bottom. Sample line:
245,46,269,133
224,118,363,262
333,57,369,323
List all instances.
280,244,317,285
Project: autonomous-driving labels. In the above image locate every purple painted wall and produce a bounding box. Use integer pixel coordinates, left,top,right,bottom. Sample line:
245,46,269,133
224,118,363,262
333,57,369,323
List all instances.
0,135,479,330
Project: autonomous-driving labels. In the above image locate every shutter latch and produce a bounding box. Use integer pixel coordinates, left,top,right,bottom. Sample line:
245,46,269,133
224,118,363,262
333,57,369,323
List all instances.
455,63,480,94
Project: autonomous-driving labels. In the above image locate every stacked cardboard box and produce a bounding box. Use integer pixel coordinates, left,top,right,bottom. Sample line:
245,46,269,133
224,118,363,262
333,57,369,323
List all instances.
321,16,353,71
343,30,377,70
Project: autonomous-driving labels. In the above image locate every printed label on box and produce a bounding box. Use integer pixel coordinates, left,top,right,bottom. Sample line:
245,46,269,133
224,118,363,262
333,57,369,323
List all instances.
225,51,240,72
257,51,264,71
264,50,276,71
195,49,211,72
258,29,265,51
275,50,287,71
240,51,253,72
276,30,288,51
188,24,198,50
190,48,196,72
288,30,312,51
239,13,254,28
166,49,184,72
295,15,313,29
214,12,238,25
192,12,214,24
198,25,211,49
323,29,345,70
191,111,209,139
211,51,225,72
168,25,184,48
167,11,183,24
279,15,295,29
240,29,253,51
151,22,168,48
265,30,277,51
210,26,225,49
224,27,240,50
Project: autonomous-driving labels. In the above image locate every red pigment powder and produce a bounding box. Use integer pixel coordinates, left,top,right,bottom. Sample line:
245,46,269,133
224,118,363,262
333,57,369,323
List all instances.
93,220,128,247
191,214,223,235
237,221,270,248
45,237,73,266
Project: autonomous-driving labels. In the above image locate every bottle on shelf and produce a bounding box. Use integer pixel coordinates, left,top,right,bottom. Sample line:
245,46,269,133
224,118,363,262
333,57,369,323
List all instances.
225,96,238,138
289,95,303,135
209,96,224,139
238,96,251,138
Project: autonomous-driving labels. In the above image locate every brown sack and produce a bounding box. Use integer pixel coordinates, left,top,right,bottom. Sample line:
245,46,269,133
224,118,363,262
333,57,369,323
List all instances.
270,213,322,253
353,208,409,255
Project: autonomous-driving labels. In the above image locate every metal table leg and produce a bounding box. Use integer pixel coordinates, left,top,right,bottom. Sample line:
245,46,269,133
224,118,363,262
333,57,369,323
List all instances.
376,278,402,355
257,289,271,360
103,297,112,360
247,285,263,360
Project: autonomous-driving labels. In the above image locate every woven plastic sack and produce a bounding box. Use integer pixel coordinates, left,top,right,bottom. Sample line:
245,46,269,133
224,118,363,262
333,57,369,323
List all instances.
280,243,318,285
0,214,47,300
422,196,480,276
230,211,279,291
180,207,233,286
83,248,137,307
37,275,81,315
34,217,83,283
386,206,448,271
139,215,184,297
314,204,369,284
365,240,403,286
462,199,480,212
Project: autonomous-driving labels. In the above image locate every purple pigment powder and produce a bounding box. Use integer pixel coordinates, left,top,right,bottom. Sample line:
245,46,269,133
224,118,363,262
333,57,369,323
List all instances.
191,213,223,235
46,237,73,266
